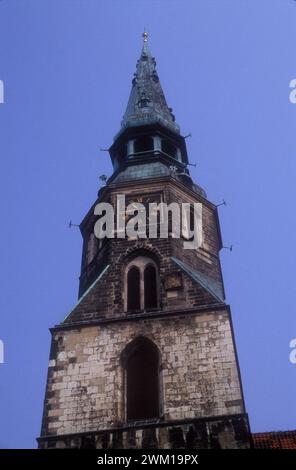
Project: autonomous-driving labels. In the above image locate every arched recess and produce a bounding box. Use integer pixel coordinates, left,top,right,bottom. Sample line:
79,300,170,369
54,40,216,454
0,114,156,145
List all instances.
144,264,157,310
121,336,162,421
127,266,140,311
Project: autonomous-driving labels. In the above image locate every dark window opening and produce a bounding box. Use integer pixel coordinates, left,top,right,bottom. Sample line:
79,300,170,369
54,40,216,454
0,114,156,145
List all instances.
119,144,127,159
190,207,195,233
127,267,140,311
144,264,158,310
134,136,154,154
126,339,160,421
168,212,173,235
161,139,177,159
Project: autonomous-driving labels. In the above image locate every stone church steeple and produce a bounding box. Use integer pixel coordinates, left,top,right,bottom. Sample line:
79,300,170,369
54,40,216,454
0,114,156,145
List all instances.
38,34,251,449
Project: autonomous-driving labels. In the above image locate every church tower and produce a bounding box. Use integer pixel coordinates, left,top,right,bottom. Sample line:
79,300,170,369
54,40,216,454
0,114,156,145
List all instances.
38,33,251,449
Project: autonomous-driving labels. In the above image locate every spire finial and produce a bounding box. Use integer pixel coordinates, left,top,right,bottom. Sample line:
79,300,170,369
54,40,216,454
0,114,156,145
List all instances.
142,30,148,43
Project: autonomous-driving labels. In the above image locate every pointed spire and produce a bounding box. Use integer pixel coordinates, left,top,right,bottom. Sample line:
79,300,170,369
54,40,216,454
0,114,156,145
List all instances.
120,32,180,135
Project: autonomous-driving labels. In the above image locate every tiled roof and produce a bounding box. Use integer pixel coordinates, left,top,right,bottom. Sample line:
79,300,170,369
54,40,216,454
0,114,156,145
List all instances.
252,431,296,449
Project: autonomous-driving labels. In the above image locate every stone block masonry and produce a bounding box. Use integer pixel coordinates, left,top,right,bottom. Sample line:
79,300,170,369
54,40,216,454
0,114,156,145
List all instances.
41,308,244,437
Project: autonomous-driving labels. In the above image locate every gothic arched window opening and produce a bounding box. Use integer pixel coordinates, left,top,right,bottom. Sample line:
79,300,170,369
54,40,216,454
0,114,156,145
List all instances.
122,337,161,422
127,266,141,311
125,256,159,313
144,264,157,310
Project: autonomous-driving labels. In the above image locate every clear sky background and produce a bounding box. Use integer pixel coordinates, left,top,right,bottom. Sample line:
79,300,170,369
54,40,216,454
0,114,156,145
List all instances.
0,0,296,449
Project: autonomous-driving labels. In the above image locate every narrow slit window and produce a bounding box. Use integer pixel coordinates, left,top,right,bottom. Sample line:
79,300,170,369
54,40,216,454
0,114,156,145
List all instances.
144,264,158,310
127,266,140,311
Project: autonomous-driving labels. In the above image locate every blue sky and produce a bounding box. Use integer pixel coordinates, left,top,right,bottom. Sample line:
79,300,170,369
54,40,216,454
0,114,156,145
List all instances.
0,0,296,448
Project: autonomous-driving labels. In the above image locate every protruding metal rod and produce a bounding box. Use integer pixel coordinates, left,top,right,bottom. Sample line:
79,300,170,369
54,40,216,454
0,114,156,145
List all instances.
216,199,227,207
69,220,79,229
222,245,233,252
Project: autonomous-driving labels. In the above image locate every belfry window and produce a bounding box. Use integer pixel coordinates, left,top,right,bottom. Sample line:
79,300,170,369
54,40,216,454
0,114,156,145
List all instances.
121,337,161,421
127,267,140,311
134,136,154,154
144,264,157,310
125,256,159,312
161,139,178,159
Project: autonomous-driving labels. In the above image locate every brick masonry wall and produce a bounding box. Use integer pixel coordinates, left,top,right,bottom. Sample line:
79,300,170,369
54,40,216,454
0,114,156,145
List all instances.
64,244,219,324
78,177,224,301
66,177,224,324
41,309,244,437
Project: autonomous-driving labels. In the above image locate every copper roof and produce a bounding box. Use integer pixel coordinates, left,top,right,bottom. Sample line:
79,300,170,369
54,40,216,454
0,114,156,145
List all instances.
120,32,180,136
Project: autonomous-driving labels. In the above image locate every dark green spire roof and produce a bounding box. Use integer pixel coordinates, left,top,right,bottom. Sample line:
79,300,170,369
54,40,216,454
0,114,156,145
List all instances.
120,32,180,135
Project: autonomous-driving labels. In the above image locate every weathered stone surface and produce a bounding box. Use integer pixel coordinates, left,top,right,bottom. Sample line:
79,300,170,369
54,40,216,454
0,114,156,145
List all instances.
41,309,244,437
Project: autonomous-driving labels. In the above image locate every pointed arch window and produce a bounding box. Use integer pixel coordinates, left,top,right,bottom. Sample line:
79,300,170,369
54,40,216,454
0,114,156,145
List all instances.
125,256,159,313
121,337,162,421
144,264,157,310
127,266,140,311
